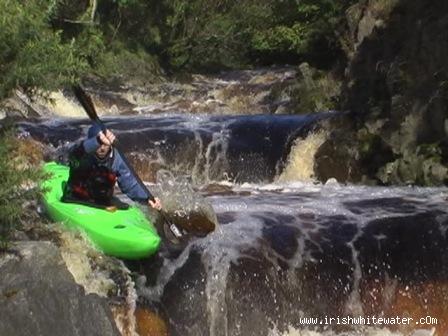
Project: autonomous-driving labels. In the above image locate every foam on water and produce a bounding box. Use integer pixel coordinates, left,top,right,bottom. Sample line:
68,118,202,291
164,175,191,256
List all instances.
199,213,266,336
136,181,448,335
279,131,328,182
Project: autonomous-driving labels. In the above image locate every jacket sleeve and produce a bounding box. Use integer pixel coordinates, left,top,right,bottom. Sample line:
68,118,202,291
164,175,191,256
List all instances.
82,136,101,154
114,150,153,203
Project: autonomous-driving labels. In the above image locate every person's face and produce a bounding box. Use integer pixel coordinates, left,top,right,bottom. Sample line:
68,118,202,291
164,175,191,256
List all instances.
96,143,111,158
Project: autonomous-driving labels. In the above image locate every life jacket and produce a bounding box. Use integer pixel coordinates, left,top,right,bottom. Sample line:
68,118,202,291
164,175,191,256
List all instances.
68,150,118,205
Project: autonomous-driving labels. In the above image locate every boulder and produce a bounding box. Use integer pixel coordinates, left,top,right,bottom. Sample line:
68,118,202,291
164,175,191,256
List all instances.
0,241,120,336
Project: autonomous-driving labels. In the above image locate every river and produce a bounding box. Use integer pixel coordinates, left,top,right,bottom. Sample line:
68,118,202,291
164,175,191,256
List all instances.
18,67,448,336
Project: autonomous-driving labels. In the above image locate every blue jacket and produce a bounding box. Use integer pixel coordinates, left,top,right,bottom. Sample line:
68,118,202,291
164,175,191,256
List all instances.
66,136,152,202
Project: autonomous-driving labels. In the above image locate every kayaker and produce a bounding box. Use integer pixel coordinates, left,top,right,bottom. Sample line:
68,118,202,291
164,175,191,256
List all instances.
62,123,162,210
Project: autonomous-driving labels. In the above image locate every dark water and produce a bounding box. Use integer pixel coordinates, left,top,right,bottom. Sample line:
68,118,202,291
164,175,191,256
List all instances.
135,184,448,336
19,113,325,183
19,114,448,336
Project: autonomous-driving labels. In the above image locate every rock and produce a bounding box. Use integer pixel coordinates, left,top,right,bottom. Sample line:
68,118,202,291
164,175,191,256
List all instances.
289,63,342,114
314,135,361,183
422,158,448,185
0,241,120,336
324,177,339,185
1,94,40,118
298,63,315,88
377,147,448,185
313,116,363,183
135,307,168,336
315,0,448,186
356,8,377,47
200,183,235,196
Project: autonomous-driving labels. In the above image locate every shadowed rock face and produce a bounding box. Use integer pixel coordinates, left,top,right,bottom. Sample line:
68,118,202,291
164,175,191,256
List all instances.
315,0,448,186
0,241,120,336
135,189,448,336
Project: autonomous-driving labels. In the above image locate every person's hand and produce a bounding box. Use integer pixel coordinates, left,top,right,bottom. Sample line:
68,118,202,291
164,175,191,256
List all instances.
97,129,116,146
148,197,162,210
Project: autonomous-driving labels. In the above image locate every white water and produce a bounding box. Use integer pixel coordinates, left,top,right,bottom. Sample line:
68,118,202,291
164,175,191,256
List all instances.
136,180,447,336
15,65,448,335
279,131,328,182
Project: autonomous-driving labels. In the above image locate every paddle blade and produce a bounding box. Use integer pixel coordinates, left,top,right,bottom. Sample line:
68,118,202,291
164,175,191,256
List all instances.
73,85,99,122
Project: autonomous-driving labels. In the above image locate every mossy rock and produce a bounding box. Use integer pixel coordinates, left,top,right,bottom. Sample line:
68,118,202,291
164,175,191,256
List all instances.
357,128,394,176
376,143,448,185
290,63,342,114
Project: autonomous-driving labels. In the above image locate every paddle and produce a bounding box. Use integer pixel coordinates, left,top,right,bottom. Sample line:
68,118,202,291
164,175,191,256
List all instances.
72,85,183,240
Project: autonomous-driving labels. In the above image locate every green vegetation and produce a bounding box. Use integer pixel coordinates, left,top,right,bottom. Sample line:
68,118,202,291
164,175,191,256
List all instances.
95,46,163,85
290,63,342,113
0,125,45,251
0,0,355,98
159,0,356,71
0,0,88,99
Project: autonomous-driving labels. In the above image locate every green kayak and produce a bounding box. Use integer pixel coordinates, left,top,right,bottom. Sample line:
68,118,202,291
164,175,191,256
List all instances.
41,162,161,259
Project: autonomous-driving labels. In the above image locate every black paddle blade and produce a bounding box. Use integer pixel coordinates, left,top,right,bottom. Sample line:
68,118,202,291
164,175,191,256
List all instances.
73,85,99,122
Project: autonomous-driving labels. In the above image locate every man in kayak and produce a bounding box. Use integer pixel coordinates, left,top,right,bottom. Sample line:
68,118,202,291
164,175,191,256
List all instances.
62,123,162,210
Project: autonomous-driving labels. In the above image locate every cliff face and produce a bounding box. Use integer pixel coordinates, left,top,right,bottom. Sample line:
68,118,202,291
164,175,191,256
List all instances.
315,0,448,185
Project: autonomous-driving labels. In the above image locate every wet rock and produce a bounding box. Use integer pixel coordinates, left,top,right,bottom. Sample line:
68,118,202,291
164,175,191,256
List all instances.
0,100,25,119
376,146,448,186
314,135,360,182
335,0,448,186
0,241,120,336
309,0,448,185
159,249,209,336
164,210,217,236
284,63,342,114
200,183,235,196
135,307,168,336
314,117,363,183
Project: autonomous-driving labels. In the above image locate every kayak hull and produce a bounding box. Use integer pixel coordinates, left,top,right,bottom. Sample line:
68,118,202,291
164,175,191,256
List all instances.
41,162,161,259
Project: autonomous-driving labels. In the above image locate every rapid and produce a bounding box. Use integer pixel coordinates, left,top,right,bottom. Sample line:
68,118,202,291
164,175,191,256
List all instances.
18,67,448,336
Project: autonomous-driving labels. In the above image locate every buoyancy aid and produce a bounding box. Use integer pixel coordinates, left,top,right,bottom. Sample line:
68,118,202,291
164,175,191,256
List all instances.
67,150,118,205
